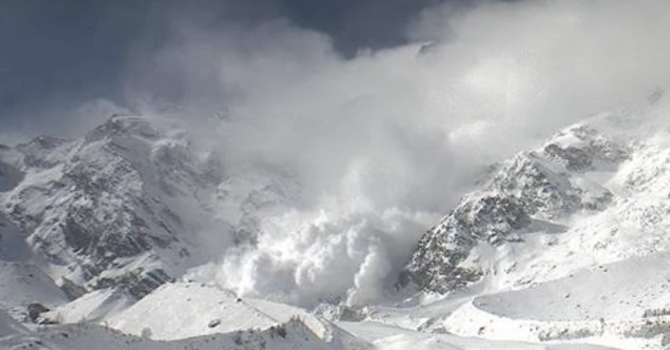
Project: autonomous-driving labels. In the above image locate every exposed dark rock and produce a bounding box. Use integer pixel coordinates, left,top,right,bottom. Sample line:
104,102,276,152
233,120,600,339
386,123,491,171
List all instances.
406,193,529,293
84,115,160,145
60,277,88,301
95,268,173,299
27,303,50,322
2,117,220,300
402,124,626,294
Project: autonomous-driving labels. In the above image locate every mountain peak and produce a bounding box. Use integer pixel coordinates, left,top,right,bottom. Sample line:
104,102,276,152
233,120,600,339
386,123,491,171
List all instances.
2,116,221,300
84,115,162,145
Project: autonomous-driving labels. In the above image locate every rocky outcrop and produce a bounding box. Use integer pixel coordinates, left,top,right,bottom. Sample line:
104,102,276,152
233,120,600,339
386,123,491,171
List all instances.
403,124,629,294
405,193,530,292
1,116,221,299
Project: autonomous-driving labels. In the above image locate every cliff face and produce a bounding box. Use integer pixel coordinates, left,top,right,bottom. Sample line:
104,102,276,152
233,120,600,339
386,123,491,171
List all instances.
404,122,630,293
1,116,222,299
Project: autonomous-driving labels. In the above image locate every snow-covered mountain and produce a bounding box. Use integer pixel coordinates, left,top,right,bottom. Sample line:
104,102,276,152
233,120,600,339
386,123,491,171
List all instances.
4,109,670,349
404,116,631,293
390,109,670,348
0,115,226,301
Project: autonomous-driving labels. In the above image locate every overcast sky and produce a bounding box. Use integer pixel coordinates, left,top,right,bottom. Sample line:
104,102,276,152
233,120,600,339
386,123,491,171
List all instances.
0,0,468,137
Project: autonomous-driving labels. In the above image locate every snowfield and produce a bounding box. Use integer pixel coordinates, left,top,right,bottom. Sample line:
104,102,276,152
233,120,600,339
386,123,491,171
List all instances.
0,319,339,350
338,321,620,350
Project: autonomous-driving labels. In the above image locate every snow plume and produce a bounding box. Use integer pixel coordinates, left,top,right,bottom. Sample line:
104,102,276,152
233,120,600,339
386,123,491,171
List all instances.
121,0,670,306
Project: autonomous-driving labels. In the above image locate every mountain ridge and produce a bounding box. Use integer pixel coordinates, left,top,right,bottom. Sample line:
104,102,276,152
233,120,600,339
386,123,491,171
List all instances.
402,113,647,294
0,115,222,301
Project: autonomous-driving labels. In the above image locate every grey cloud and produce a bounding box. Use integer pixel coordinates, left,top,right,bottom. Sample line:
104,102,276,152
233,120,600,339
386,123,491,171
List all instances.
0,0,458,138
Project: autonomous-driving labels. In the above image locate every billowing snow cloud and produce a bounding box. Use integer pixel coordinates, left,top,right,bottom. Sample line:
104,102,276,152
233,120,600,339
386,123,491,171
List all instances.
123,0,670,305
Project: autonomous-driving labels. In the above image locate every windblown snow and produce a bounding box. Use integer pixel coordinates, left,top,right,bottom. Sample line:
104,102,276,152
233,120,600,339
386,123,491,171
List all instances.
1,100,670,349
5,14,670,347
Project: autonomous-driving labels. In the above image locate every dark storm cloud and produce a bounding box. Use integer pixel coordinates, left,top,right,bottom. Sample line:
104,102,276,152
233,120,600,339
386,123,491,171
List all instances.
0,0,152,134
0,0,458,139
277,0,446,52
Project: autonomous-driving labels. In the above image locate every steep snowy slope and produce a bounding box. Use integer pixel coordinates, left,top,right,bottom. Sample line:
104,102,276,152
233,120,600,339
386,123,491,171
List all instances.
108,282,282,340
107,282,374,350
403,111,669,294
342,109,670,349
41,288,134,324
0,116,224,302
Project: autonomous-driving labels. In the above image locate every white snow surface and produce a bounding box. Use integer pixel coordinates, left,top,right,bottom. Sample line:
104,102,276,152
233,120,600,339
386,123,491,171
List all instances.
4,108,670,348
0,319,339,350
42,288,134,324
108,282,291,340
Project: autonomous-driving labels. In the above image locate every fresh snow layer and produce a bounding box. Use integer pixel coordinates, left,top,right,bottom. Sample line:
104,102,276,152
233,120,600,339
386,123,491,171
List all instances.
108,282,280,340
424,252,670,349
43,288,134,324
474,252,670,322
0,319,337,350
107,282,378,350
338,321,619,350
108,282,341,343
